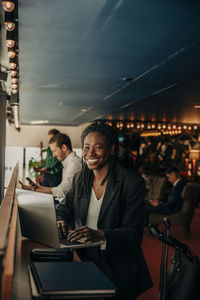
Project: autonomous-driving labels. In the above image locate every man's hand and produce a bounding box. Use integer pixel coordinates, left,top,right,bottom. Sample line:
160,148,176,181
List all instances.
34,167,47,173
57,221,68,239
150,199,159,207
22,184,34,191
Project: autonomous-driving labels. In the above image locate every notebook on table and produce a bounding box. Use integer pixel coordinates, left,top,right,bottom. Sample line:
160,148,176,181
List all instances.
16,188,103,249
29,261,117,299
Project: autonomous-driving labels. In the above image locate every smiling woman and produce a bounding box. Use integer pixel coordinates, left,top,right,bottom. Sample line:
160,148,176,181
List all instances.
56,121,153,300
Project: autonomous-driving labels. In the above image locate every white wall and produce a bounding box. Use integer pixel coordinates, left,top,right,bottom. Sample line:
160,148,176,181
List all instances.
6,122,90,148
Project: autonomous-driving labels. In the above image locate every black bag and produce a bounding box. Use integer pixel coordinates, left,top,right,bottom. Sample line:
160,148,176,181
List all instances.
166,246,200,300
148,222,200,300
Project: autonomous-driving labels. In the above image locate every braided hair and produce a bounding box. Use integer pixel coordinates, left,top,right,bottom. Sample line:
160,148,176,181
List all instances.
77,121,119,198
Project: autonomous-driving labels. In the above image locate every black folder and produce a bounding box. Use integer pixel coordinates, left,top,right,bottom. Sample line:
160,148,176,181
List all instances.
29,261,117,298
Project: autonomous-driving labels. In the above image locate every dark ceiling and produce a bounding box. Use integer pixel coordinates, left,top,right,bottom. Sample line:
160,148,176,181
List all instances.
3,0,200,125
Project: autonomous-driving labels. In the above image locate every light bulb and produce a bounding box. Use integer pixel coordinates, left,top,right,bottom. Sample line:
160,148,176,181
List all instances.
2,1,15,12
8,49,16,58
11,78,18,83
12,83,18,89
9,62,17,69
6,39,15,48
12,89,18,94
10,70,17,76
5,22,15,31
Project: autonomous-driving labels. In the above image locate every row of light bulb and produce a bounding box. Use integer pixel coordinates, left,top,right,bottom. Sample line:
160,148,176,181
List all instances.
106,121,198,131
2,1,18,95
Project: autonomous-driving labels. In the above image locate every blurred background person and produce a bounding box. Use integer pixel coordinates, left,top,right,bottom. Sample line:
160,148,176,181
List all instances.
34,129,63,187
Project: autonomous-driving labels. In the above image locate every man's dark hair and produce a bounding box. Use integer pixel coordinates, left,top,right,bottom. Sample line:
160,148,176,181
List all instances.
166,166,180,176
49,133,72,151
48,128,60,136
77,121,119,198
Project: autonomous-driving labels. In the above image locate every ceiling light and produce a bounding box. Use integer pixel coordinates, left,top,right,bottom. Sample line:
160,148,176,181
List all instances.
8,49,16,58
30,120,49,125
2,1,15,12
10,70,17,76
4,22,15,31
9,62,17,69
13,104,20,129
6,39,15,48
11,89,18,94
11,77,18,83
11,83,18,89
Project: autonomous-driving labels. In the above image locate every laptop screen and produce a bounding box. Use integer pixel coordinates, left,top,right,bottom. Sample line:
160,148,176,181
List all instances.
16,189,60,247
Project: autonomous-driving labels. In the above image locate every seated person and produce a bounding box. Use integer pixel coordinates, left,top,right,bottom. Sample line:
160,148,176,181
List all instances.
34,129,63,187
23,133,81,202
145,166,185,225
56,122,152,300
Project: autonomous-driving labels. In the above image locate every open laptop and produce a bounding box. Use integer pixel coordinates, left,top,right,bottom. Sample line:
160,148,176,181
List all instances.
16,189,102,249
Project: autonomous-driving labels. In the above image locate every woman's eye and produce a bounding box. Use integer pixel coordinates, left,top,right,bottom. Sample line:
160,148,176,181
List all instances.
95,146,102,150
83,146,89,151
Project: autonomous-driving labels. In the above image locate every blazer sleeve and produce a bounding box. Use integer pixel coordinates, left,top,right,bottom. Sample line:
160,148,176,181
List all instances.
103,174,145,258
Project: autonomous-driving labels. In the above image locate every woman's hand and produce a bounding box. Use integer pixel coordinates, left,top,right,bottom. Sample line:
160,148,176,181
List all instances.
67,225,105,243
57,221,68,239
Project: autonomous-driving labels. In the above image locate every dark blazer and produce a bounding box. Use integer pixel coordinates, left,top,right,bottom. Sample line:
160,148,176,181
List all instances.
155,178,185,215
56,164,153,299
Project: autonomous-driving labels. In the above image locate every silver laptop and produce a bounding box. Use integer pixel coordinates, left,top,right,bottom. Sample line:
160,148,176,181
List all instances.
16,189,102,249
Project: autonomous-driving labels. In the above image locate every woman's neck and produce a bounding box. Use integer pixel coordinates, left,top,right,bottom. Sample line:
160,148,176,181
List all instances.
93,164,110,181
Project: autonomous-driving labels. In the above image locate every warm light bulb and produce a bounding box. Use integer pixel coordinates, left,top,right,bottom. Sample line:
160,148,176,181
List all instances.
12,89,18,94
12,83,18,89
9,62,17,69
11,70,17,76
4,22,15,31
6,39,15,48
8,49,16,58
11,78,18,83
2,1,15,12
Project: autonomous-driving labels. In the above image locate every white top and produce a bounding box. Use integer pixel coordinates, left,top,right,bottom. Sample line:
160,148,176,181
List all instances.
52,152,81,201
173,178,181,186
86,188,104,229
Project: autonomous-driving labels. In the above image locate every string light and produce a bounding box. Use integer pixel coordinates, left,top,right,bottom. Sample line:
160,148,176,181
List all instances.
10,70,17,76
11,77,18,84
8,49,16,58
11,83,18,89
9,62,17,69
6,39,15,48
2,1,15,12
11,89,18,94
4,22,15,31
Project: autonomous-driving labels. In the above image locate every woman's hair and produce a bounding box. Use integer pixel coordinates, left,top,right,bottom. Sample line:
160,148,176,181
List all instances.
77,121,119,198
81,121,119,157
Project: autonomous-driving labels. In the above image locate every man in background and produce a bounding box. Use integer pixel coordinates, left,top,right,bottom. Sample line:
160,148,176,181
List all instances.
144,166,185,225
34,129,63,187
24,133,82,202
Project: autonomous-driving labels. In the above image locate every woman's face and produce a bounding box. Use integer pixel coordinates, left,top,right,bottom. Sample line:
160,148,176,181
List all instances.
83,132,114,170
